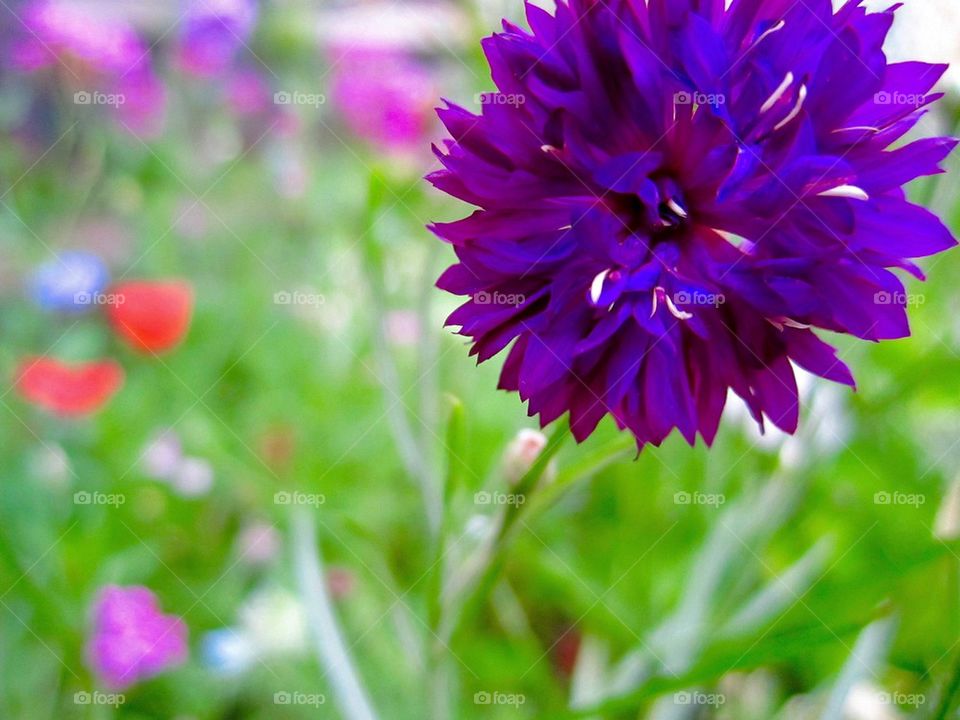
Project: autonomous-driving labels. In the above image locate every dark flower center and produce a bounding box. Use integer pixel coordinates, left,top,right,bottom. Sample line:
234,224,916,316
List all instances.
611,174,690,245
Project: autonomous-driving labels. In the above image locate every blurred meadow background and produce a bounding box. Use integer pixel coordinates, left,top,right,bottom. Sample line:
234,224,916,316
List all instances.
2,0,960,718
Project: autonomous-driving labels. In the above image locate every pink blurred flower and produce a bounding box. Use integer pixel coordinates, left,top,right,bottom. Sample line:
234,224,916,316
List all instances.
385,310,421,347
114,63,168,138
226,68,272,117
86,585,188,690
236,522,281,566
327,566,356,600
176,0,258,77
141,428,183,480
11,1,146,73
10,1,167,137
170,457,214,497
329,48,436,154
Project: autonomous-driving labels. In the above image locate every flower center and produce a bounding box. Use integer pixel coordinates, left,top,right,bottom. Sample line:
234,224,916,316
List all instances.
612,174,690,241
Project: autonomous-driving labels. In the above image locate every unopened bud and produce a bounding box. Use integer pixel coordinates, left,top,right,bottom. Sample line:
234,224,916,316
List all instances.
935,474,960,541
503,429,555,486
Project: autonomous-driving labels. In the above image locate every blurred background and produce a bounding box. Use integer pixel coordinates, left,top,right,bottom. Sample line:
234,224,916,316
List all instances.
1,0,960,718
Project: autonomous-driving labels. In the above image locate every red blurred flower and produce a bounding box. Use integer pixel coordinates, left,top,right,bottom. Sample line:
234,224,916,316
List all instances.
553,627,581,678
15,357,124,417
106,281,194,354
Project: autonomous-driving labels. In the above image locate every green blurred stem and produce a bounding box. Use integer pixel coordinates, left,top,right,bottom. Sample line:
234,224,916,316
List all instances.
440,423,571,641
425,399,466,720
292,508,379,720
416,249,442,476
360,170,442,536
931,637,960,719
0,528,72,638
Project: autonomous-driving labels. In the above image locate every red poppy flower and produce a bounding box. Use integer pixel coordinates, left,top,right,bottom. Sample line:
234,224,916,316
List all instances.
106,281,194,354
15,357,124,417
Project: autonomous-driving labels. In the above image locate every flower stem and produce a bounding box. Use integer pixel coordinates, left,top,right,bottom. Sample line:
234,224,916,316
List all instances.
360,169,442,537
292,508,379,720
440,422,572,641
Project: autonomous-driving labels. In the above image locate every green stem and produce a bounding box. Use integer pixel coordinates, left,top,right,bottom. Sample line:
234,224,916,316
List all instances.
441,423,572,642
359,170,442,536
930,629,960,718
291,508,380,720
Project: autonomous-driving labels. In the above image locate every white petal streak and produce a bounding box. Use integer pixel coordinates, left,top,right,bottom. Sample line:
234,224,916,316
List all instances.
818,184,870,201
760,71,795,114
590,269,610,304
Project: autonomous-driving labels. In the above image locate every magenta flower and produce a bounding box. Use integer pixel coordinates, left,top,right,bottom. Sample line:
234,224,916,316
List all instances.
86,585,188,689
176,0,258,77
330,48,436,153
11,0,146,73
225,68,272,117
11,0,167,137
114,63,168,138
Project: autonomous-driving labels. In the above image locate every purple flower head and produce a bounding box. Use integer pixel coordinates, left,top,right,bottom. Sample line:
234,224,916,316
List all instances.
330,47,437,153
176,0,258,77
429,0,957,449
11,0,146,73
86,585,188,690
28,251,109,313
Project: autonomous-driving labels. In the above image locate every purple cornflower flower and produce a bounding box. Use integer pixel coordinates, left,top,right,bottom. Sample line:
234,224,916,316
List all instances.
86,585,188,690
176,0,258,77
429,0,958,449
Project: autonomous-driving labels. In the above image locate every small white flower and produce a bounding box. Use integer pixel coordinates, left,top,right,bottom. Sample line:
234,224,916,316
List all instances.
239,588,308,657
171,457,214,497
141,428,182,480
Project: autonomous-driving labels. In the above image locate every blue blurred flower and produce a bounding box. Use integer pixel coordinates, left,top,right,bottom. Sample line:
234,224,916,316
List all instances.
28,251,109,313
200,628,255,677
